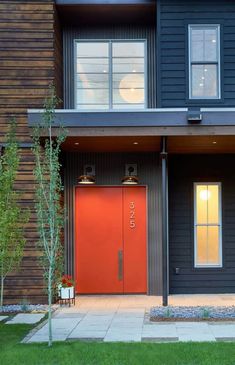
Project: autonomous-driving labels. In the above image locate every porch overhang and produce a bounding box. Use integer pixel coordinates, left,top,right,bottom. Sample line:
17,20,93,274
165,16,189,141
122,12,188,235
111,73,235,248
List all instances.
27,108,235,153
28,108,235,136
56,0,156,26
56,0,154,4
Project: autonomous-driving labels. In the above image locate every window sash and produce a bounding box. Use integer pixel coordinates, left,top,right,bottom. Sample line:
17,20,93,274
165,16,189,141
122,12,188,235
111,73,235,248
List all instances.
191,64,219,99
194,183,222,268
189,25,220,99
75,40,146,110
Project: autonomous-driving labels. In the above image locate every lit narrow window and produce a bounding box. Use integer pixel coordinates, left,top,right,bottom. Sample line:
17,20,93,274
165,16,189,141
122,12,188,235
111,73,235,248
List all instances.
194,183,222,267
189,25,220,99
75,41,146,109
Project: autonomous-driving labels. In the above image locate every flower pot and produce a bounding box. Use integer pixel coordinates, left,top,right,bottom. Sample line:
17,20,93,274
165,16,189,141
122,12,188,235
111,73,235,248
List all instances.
59,286,74,300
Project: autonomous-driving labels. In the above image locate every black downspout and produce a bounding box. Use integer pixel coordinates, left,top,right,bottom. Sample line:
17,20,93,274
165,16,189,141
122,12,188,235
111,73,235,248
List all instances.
161,136,168,306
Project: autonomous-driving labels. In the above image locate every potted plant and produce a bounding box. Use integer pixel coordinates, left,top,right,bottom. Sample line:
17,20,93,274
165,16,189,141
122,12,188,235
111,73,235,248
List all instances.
58,275,75,300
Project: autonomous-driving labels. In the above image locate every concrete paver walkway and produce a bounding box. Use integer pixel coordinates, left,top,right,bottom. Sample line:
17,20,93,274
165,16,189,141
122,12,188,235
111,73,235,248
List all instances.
25,295,235,343
0,316,8,322
7,313,45,325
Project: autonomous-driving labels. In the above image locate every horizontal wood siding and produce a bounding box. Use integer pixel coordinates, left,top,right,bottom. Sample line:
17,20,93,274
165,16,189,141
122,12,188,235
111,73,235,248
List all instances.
54,7,63,102
160,0,235,107
63,24,156,109
0,0,62,304
169,154,235,294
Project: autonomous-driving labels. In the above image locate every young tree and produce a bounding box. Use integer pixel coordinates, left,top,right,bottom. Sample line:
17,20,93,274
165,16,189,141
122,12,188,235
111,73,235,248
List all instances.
32,86,66,347
0,121,29,309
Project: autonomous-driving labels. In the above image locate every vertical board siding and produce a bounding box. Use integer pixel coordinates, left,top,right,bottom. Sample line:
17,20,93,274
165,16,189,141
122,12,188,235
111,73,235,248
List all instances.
169,154,235,294
160,0,235,107
63,24,156,109
63,152,162,295
0,0,62,304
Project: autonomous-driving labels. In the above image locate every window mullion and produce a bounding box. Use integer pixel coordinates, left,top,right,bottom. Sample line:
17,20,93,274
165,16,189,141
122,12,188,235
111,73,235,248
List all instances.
109,41,113,110
196,224,220,227
191,61,218,65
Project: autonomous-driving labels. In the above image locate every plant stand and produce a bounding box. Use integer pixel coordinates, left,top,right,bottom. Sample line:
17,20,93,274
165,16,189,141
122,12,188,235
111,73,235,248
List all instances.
58,286,75,307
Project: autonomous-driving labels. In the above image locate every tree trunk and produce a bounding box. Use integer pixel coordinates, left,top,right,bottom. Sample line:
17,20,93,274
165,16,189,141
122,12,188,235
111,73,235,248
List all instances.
0,275,4,310
48,268,53,347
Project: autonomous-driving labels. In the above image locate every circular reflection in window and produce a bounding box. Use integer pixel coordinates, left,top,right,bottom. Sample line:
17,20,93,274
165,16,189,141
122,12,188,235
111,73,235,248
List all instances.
119,74,144,104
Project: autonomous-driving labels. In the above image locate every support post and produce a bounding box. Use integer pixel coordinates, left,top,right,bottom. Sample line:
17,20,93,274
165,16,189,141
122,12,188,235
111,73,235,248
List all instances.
161,136,168,306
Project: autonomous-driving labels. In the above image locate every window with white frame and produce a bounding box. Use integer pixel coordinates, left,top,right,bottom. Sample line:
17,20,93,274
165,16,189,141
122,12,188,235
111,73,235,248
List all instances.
194,183,222,267
75,41,146,109
189,25,220,99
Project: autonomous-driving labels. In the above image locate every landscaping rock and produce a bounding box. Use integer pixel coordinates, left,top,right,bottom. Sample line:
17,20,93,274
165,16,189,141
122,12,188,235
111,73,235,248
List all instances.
0,304,58,314
150,306,235,321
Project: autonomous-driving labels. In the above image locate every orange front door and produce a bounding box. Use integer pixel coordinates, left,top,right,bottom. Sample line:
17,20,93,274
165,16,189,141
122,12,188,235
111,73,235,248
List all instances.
75,186,147,294
123,186,147,293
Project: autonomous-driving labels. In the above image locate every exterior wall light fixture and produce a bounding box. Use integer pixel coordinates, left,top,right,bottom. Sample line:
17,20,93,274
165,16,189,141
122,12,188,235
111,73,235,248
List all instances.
122,164,139,185
78,165,95,185
187,110,202,124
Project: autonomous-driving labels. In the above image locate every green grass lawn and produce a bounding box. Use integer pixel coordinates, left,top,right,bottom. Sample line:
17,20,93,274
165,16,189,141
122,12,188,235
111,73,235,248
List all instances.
1,321,235,365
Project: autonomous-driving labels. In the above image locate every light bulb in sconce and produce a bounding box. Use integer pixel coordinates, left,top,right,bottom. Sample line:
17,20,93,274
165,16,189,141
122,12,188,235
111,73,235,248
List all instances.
119,74,144,103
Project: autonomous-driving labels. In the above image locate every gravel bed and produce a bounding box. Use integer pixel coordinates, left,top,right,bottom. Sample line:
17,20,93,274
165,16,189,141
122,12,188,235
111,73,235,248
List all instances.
150,306,235,321
0,304,51,314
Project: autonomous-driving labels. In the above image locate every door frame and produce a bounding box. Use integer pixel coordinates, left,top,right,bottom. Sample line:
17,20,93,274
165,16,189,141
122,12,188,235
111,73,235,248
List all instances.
73,185,149,294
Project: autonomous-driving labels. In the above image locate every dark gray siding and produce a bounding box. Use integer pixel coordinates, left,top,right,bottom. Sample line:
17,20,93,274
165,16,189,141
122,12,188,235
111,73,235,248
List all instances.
169,154,235,294
160,0,235,107
63,24,156,108
63,152,162,295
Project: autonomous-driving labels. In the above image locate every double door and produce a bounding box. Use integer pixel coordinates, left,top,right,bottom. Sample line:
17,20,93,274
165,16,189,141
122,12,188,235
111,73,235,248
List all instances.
75,186,147,294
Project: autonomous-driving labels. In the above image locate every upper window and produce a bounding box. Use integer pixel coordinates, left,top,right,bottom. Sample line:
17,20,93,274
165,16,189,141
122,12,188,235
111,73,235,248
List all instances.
189,25,220,99
194,183,222,268
75,41,146,110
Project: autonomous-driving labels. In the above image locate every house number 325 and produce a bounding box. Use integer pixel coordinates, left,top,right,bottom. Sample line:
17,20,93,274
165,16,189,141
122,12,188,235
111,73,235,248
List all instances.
130,202,136,229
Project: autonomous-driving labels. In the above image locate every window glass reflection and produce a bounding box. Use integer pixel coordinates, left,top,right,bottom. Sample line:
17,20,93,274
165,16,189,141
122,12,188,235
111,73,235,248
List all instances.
191,28,218,62
76,41,146,109
191,64,218,98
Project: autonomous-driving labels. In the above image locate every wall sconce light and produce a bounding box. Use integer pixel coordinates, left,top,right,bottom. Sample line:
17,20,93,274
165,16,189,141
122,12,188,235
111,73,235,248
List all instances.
78,165,95,185
122,164,139,185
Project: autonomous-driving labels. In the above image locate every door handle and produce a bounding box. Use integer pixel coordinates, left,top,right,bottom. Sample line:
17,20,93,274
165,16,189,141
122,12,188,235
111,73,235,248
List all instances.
118,250,123,281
